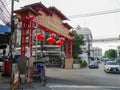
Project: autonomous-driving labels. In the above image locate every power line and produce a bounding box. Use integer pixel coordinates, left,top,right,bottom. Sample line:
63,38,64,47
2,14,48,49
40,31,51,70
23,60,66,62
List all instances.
0,0,10,24
68,9,120,18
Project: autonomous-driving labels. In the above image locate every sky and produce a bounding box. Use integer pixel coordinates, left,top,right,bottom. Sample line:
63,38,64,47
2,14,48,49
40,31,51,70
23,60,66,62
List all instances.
13,0,120,54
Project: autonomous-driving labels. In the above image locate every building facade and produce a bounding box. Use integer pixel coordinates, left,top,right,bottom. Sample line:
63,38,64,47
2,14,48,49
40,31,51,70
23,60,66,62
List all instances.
92,47,102,60
75,25,93,64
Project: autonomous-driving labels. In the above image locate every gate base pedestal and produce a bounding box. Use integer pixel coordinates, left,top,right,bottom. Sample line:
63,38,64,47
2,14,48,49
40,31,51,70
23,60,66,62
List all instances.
65,58,73,69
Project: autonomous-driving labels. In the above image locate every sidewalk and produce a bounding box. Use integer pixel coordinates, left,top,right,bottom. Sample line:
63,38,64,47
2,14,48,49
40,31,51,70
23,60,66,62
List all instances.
0,78,51,90
19,82,51,90
0,75,10,90
0,74,51,90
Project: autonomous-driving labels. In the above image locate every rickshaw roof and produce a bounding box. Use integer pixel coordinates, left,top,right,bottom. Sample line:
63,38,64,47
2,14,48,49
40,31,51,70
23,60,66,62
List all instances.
33,60,45,64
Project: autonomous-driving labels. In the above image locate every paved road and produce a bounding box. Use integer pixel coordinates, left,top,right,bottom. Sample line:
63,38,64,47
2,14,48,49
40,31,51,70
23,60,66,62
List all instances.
1,63,120,90
45,63,120,90
46,64,120,86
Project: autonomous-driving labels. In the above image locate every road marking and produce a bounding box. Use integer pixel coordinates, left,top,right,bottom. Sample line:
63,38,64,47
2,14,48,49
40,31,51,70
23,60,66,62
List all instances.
47,84,120,89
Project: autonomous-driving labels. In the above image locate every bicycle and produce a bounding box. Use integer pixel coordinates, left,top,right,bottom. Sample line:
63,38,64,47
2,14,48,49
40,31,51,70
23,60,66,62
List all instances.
39,69,46,86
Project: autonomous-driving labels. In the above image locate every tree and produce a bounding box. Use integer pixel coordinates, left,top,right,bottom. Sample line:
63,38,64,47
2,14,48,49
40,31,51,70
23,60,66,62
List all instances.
104,49,117,60
72,30,84,59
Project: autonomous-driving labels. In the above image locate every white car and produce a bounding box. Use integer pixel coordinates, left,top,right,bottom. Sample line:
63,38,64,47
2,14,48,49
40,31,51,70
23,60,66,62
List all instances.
104,61,120,73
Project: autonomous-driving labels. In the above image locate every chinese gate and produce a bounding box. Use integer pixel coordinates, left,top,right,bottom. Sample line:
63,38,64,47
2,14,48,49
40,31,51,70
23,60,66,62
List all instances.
14,2,74,68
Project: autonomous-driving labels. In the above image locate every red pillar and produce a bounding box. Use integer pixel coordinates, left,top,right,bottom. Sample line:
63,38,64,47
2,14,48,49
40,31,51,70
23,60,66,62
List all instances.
65,42,69,58
28,28,31,56
20,16,35,57
28,21,32,57
70,41,73,58
21,21,27,56
29,21,34,57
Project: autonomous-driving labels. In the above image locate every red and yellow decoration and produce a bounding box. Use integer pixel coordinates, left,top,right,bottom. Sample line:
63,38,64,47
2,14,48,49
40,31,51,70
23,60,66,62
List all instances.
46,37,55,45
46,33,56,45
34,33,45,43
56,37,65,46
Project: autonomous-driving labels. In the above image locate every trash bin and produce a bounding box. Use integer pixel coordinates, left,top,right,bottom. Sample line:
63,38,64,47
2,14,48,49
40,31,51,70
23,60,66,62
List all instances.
4,59,10,74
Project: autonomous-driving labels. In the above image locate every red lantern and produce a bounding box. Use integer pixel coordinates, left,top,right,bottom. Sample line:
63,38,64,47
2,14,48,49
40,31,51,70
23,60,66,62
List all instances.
46,37,55,45
56,40,63,46
34,33,45,43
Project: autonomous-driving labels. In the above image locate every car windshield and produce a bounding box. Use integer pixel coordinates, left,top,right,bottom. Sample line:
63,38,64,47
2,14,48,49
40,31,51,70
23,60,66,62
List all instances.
91,61,97,64
107,61,118,65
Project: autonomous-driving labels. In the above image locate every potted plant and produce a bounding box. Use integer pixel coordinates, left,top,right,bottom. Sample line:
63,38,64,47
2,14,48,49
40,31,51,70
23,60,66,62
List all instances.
73,57,82,69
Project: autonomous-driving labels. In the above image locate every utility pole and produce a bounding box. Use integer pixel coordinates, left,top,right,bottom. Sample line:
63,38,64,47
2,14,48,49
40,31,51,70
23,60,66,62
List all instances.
9,0,14,76
86,35,90,64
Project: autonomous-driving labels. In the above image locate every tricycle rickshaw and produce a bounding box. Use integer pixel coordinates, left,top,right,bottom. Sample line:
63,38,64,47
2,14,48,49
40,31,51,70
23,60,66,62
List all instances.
32,60,46,86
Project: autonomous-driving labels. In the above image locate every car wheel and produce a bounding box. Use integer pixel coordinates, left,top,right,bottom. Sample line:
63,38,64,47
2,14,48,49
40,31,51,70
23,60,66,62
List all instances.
106,71,109,73
106,70,109,73
104,69,108,73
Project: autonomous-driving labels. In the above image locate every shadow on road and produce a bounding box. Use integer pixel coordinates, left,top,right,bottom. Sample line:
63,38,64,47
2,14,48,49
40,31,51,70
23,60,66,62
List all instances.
46,76,81,85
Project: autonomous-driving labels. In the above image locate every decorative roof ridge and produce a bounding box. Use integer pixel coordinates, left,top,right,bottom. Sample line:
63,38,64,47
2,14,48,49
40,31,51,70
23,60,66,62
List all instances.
13,7,41,16
62,23,72,29
48,6,68,20
15,2,52,15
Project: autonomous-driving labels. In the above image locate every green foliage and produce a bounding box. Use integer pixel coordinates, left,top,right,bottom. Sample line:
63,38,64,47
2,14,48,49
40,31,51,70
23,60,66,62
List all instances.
72,31,84,59
73,58,82,64
81,60,87,67
58,56,65,63
104,49,117,60
57,56,65,68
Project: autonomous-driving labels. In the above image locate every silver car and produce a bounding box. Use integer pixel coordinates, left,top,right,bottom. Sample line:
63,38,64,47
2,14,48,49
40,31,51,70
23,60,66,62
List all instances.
89,61,99,69
104,61,120,73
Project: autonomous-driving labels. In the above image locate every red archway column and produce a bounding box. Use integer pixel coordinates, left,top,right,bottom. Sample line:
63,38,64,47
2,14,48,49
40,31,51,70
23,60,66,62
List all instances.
28,21,34,57
70,41,73,58
21,21,27,56
21,18,35,57
65,42,69,58
65,41,73,69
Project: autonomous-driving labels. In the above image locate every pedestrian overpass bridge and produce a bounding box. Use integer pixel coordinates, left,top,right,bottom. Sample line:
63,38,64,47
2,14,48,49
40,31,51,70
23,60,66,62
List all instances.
93,36,120,42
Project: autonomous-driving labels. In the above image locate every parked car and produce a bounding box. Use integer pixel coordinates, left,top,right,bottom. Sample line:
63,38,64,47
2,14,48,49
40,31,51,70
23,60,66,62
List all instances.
0,62,3,72
89,61,99,69
115,57,120,64
104,61,120,73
